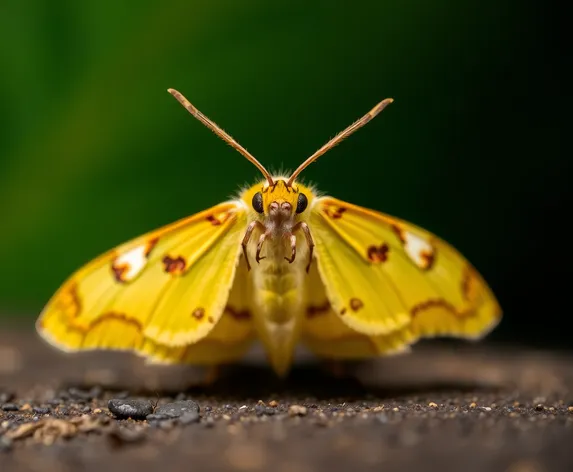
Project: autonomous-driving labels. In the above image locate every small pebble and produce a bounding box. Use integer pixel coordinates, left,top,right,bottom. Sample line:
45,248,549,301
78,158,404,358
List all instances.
108,399,154,420
33,407,50,415
568,406,573,413
428,402,438,408
535,404,545,411
255,405,276,416
2,403,19,412
154,400,200,419
288,405,308,417
268,400,278,408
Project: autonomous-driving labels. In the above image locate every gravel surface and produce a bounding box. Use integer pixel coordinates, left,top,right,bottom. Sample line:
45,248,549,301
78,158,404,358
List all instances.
1,324,573,472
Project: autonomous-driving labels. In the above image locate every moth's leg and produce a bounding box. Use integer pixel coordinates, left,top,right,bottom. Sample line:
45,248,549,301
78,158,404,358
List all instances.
242,221,265,271
256,232,268,264
292,222,314,273
284,233,297,264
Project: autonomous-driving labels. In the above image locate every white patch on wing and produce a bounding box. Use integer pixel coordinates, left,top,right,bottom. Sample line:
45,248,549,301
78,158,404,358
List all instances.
112,245,148,282
402,231,434,269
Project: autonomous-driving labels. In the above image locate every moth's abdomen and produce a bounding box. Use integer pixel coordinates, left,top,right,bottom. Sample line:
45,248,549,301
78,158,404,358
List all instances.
249,237,308,376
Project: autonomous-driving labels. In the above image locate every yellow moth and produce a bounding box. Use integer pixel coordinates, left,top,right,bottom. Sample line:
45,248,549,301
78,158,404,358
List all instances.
36,89,502,377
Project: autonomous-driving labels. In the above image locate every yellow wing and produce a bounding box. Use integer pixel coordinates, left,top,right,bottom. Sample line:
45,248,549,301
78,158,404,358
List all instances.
302,196,501,358
37,201,255,365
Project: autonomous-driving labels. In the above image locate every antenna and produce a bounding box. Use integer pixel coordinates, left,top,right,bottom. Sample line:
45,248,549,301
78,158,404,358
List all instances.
168,88,274,186
287,98,394,186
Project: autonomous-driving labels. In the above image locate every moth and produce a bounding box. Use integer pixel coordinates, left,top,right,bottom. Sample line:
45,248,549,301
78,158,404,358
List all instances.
36,88,502,377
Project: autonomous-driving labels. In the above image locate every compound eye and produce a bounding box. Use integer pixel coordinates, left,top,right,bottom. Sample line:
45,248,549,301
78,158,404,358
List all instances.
296,193,308,214
252,192,264,213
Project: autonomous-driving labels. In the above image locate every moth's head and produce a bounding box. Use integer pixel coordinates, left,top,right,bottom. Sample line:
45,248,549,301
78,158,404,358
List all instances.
243,178,313,223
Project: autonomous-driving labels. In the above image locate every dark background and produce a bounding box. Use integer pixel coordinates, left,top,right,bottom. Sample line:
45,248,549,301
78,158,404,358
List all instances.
0,1,568,349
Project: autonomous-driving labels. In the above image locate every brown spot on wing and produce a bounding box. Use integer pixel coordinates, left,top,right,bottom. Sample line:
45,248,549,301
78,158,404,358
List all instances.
391,224,406,243
206,210,233,226
350,298,364,312
225,306,251,321
367,243,390,263
206,215,221,226
306,301,331,319
162,255,186,275
410,298,475,319
208,316,215,324
111,264,129,283
340,307,347,315
420,250,435,270
90,312,144,332
192,307,205,320
54,284,82,319
145,238,160,256
461,266,480,302
323,204,347,220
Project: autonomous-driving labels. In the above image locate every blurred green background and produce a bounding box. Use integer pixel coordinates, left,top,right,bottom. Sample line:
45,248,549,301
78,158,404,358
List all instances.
0,1,567,346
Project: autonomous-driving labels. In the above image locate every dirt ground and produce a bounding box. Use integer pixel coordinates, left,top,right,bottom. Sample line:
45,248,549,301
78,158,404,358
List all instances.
1,323,573,472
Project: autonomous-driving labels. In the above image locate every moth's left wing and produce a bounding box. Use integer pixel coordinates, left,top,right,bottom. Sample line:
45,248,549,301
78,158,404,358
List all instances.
304,196,501,355
37,200,254,365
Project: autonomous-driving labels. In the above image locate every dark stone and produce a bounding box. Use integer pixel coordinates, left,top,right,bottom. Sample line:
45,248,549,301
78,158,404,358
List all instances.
1,403,19,411
154,400,200,419
33,407,50,415
108,399,154,420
